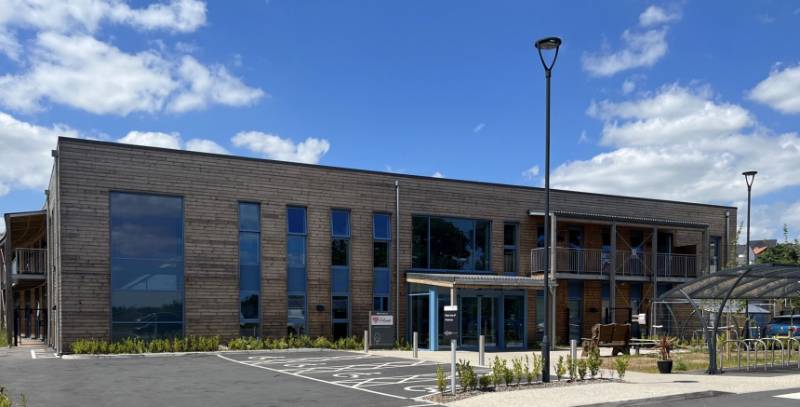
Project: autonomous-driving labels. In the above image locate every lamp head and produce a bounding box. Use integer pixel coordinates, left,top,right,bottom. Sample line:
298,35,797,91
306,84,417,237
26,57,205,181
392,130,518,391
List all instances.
742,170,757,188
535,36,562,72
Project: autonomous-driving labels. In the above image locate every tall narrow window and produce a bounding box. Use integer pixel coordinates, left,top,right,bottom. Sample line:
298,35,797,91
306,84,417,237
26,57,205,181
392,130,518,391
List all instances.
373,214,391,312
239,202,261,337
287,206,307,335
110,192,184,341
331,209,351,339
504,223,518,275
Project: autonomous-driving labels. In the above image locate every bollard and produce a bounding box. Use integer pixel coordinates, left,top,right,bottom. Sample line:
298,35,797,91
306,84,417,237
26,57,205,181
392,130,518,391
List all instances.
451,339,457,395
364,330,369,353
479,335,485,366
570,339,578,377
413,331,419,358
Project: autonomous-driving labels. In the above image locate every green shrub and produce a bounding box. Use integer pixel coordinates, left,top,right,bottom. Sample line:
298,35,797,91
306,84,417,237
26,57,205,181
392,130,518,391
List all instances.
566,355,576,381
577,358,588,380
555,356,566,381
479,374,491,391
0,329,8,348
674,358,688,372
503,365,514,386
512,357,523,386
524,355,533,384
436,366,446,395
614,355,630,379
587,349,601,378
313,336,333,348
491,356,505,387
531,353,542,382
456,360,477,392
393,337,411,351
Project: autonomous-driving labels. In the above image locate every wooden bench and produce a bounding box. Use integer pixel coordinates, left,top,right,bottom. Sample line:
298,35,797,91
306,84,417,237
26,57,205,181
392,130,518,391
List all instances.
582,323,632,356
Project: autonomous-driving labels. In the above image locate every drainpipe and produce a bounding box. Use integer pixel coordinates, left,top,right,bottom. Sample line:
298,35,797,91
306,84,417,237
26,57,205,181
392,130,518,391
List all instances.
724,211,730,269
395,181,401,341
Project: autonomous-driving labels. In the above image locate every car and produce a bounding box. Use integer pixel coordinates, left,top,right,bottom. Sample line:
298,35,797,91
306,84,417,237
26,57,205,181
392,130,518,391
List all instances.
763,315,800,337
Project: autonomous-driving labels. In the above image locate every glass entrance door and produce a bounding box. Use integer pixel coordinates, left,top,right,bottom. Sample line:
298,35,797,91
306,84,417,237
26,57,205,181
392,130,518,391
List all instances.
410,294,430,349
460,295,498,348
461,297,479,347
481,297,497,347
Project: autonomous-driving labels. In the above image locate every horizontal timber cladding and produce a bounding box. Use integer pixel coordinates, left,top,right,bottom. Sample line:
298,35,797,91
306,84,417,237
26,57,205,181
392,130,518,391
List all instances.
53,138,736,347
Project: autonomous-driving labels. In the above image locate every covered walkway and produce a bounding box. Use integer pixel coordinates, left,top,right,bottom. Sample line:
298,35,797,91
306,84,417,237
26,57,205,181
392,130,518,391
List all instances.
660,264,800,374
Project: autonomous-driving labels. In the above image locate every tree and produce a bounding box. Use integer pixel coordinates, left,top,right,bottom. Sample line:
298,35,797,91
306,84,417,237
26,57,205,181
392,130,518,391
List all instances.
756,243,800,265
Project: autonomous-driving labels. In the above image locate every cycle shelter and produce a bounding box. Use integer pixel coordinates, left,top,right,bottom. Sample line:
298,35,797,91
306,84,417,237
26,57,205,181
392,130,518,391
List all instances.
658,263,800,374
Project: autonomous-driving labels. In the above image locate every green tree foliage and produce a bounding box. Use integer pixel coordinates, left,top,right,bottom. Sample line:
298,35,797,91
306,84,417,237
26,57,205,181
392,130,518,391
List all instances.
756,243,800,265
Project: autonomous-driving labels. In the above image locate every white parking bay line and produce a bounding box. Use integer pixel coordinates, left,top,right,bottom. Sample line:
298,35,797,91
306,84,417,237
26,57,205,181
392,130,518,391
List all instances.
775,392,800,399
218,354,409,401
30,350,37,359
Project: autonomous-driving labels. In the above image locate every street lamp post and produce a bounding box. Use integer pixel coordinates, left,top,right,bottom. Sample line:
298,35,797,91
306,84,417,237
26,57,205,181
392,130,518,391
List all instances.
535,36,561,383
742,170,756,339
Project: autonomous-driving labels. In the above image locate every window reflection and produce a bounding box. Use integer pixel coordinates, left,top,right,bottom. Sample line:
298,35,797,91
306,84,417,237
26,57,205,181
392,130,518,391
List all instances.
110,192,184,341
412,216,491,271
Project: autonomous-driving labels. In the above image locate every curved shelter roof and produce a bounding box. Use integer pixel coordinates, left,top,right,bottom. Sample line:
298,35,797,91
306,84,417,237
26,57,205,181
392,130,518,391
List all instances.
660,264,800,301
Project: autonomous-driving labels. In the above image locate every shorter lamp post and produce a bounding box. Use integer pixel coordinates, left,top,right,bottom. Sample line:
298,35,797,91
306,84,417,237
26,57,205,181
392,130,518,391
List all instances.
742,170,757,339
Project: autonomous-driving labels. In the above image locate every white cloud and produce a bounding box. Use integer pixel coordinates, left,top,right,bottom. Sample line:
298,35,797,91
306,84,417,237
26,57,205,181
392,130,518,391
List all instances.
748,64,800,114
578,130,589,144
0,110,79,197
757,14,776,24
473,123,485,133
0,32,263,116
622,79,636,94
583,29,668,77
168,56,264,113
118,131,182,149
232,131,330,164
588,84,753,147
583,5,681,77
185,138,228,154
432,171,444,178
522,165,540,180
639,6,681,27
0,33,175,115
552,85,800,207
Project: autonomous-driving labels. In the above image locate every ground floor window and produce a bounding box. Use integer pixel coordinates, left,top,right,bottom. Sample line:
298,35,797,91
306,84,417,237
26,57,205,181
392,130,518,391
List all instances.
332,295,349,339
288,295,306,336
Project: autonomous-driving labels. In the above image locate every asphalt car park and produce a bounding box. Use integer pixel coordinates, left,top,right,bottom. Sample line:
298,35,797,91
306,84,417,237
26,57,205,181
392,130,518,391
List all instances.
0,349,470,407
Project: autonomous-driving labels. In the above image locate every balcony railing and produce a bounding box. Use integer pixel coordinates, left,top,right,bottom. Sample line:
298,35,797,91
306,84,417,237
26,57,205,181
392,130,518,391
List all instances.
532,247,698,278
12,248,46,275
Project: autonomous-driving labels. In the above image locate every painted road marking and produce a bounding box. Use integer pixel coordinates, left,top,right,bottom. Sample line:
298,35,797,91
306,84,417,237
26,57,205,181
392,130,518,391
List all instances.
775,392,800,400
30,350,37,359
218,353,443,406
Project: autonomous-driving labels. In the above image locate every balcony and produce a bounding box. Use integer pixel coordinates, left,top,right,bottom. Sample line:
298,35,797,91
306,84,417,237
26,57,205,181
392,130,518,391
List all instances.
12,248,46,276
531,247,698,279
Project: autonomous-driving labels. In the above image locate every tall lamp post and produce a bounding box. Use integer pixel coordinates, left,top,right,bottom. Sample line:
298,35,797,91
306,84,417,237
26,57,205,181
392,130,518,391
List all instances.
742,170,756,339
535,36,561,383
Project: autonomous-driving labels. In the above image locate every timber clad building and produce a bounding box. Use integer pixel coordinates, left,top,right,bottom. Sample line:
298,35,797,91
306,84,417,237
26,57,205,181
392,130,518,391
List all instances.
1,138,736,353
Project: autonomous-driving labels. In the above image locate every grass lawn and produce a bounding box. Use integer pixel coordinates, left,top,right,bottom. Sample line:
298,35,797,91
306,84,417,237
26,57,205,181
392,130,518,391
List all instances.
611,347,797,374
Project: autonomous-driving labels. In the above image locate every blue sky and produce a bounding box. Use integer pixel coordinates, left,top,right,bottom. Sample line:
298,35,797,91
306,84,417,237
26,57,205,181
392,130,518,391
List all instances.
0,1,799,241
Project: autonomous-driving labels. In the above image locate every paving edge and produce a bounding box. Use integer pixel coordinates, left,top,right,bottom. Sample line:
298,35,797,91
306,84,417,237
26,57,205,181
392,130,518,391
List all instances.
60,348,354,360
579,390,733,407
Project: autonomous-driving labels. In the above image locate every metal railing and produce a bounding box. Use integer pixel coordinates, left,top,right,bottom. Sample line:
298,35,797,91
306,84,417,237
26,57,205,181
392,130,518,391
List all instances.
12,248,46,275
532,247,699,278
531,247,608,274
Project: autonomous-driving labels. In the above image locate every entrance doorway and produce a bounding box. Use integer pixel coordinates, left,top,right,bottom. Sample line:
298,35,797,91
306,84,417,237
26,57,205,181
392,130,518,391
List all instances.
460,295,497,348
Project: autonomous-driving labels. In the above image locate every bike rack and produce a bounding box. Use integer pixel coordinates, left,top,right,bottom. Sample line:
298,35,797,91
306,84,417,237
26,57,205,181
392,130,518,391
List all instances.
761,337,784,368
786,337,800,369
719,339,744,372
743,339,767,371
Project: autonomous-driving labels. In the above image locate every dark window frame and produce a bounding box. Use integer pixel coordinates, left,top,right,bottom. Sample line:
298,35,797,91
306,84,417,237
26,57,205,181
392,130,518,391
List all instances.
373,213,391,312
287,206,308,336
238,202,262,333
411,214,492,272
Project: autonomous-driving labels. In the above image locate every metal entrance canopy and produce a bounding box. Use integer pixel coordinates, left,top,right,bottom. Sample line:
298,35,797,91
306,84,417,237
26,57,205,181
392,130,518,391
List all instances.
658,264,800,374
406,272,546,289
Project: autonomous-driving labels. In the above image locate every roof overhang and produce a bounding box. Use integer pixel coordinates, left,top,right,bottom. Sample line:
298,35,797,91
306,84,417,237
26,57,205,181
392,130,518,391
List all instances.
4,210,46,250
527,209,709,230
407,272,546,289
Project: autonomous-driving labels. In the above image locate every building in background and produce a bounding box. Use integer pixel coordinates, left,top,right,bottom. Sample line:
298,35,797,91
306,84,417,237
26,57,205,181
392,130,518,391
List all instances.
3,138,736,353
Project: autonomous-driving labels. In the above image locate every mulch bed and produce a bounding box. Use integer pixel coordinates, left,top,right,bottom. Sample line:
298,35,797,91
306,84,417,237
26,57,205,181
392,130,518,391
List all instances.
425,378,621,403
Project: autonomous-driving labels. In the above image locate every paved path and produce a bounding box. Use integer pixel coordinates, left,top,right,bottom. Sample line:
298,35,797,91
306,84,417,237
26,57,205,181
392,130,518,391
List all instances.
643,387,800,406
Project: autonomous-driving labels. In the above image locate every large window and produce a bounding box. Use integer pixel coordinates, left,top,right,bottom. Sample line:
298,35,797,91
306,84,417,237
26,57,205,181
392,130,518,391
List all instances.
373,214,391,312
287,206,307,335
331,210,351,339
239,202,261,337
412,216,490,271
504,223,518,275
110,192,184,341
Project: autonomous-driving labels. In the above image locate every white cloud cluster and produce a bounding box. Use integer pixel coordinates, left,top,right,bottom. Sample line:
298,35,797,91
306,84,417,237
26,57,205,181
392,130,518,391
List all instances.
553,84,800,204
583,6,680,77
748,64,800,114
522,165,540,180
0,111,79,197
0,1,263,116
117,130,228,154
552,84,800,239
232,131,330,164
